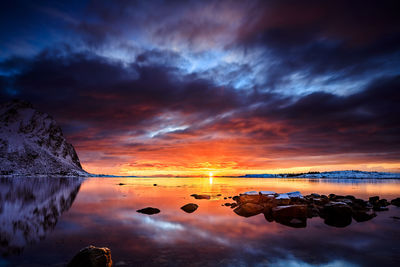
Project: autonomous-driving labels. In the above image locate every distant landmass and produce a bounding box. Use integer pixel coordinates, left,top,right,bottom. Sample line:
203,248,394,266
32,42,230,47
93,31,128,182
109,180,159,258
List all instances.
241,170,400,179
0,100,88,176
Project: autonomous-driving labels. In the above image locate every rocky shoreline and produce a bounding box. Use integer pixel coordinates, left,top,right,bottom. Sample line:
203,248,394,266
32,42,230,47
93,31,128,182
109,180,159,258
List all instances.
225,191,400,228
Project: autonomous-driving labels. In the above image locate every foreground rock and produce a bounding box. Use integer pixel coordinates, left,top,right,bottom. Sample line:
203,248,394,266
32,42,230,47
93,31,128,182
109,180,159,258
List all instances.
137,207,160,215
67,245,112,267
0,100,87,176
181,203,198,213
228,191,398,228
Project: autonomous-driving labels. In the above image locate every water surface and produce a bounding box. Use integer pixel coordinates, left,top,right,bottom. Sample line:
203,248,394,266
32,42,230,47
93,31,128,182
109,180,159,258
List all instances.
1,177,400,266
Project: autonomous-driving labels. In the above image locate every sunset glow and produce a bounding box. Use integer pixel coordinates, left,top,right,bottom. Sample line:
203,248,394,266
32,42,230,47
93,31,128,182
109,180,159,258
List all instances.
1,1,399,176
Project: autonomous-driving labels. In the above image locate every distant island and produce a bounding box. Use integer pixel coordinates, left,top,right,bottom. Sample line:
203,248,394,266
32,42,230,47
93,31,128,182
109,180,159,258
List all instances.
241,170,400,179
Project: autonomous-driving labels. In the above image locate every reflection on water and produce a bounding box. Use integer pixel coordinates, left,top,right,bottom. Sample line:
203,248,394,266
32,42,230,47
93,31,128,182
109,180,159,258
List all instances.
0,177,83,256
0,177,400,266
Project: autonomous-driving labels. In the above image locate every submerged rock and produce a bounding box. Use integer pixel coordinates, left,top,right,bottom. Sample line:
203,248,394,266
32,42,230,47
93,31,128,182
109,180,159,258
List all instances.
67,245,112,267
190,194,211,200
322,202,352,227
233,203,264,217
352,209,376,222
181,203,198,213
137,207,160,215
272,205,308,228
391,198,400,207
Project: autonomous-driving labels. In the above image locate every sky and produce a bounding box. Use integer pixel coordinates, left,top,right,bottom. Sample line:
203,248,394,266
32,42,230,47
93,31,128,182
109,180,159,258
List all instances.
1,0,400,176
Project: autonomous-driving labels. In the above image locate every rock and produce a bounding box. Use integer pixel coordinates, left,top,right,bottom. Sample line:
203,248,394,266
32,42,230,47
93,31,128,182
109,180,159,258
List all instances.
276,194,290,205
153,184,157,186
260,191,276,196
344,195,356,200
237,194,261,204
287,191,303,198
224,197,227,199
352,209,376,222
322,202,352,227
391,216,400,220
190,194,211,199
230,203,238,209
67,245,112,267
369,196,379,204
391,198,400,207
180,203,198,213
224,203,232,207
118,183,125,186
310,193,320,198
136,207,160,215
373,205,389,212
272,205,307,228
378,199,390,207
233,203,264,217
243,191,258,195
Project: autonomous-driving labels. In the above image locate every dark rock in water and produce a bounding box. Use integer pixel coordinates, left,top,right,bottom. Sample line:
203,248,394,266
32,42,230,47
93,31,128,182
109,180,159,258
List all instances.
391,198,400,207
224,197,228,200
190,194,211,200
181,203,198,213
67,245,112,267
391,216,400,220
369,196,379,204
322,202,352,227
153,184,157,186
233,203,264,217
352,209,376,222
118,183,125,186
373,205,389,212
310,193,320,198
230,203,237,209
137,207,160,215
224,203,232,207
0,100,87,176
272,205,307,228
344,195,356,201
378,199,390,207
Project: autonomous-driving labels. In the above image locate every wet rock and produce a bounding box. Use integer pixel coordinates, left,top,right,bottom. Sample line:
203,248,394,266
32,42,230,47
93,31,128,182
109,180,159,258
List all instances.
180,203,198,213
230,203,237,209
391,198,400,207
344,195,356,201
153,184,157,186
237,194,261,204
118,183,125,186
67,245,112,267
276,194,290,205
378,199,390,207
137,207,160,215
233,203,264,217
190,194,211,200
373,205,389,212
322,202,352,227
352,209,376,222
369,196,379,204
224,203,232,207
272,205,307,228
310,193,320,198
224,197,227,200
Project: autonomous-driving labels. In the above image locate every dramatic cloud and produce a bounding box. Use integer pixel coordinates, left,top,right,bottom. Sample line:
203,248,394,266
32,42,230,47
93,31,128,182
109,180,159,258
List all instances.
1,0,399,175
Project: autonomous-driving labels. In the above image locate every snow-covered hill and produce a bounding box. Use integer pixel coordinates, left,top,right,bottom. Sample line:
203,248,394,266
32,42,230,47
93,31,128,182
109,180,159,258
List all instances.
0,100,88,176
242,170,400,179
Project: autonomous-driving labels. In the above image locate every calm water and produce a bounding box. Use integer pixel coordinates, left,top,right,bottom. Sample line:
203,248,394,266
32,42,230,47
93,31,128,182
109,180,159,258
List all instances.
1,177,400,266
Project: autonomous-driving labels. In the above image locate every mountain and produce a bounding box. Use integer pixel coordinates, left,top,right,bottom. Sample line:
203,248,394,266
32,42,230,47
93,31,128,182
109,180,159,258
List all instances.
0,177,83,256
241,170,400,179
0,100,88,176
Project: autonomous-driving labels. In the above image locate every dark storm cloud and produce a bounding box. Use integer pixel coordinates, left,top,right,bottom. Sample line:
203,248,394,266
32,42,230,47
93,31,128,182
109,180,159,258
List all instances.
0,0,399,172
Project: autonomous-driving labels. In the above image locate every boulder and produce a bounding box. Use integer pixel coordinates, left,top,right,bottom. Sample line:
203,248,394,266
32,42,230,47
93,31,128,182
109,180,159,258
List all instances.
391,198,400,207
67,245,112,267
190,194,211,200
322,202,352,227
352,209,376,222
180,203,198,213
136,207,160,215
272,205,307,228
276,194,290,205
369,196,379,204
233,203,264,217
237,194,261,204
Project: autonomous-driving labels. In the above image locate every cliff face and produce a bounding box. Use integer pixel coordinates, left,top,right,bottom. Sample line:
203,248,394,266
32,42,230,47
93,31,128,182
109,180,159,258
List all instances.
0,100,87,176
